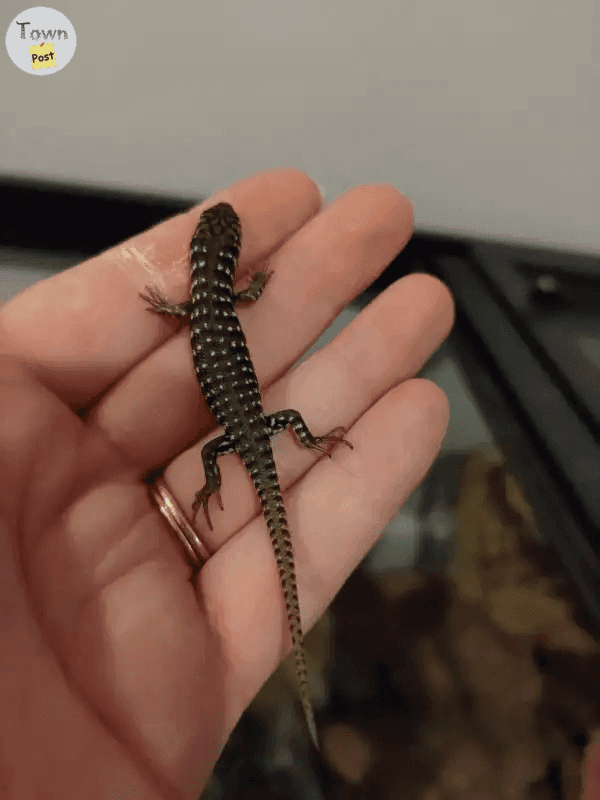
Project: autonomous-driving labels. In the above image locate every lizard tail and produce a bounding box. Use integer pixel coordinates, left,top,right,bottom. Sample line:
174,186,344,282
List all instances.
256,475,320,751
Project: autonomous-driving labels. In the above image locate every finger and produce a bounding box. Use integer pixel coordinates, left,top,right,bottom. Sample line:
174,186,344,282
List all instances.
583,741,600,800
201,377,449,732
165,271,454,553
0,169,322,408
90,184,414,471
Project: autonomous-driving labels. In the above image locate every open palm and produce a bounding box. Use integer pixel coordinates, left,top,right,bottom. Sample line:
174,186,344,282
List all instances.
0,170,452,799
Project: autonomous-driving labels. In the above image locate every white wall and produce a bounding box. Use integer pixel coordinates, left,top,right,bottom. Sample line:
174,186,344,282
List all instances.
2,0,598,252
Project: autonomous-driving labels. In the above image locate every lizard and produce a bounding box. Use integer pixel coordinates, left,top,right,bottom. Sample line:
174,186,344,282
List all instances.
141,201,352,750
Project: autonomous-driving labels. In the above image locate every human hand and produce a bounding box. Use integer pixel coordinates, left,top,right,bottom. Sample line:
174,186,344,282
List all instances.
0,169,453,798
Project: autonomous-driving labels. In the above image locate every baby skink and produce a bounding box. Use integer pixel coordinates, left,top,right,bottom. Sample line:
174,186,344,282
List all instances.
142,202,352,749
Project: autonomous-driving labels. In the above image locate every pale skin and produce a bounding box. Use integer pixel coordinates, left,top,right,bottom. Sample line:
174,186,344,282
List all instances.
0,169,458,799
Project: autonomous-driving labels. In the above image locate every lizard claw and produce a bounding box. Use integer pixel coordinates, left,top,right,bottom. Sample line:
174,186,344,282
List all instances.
140,285,167,312
313,426,354,457
192,489,213,530
191,489,224,530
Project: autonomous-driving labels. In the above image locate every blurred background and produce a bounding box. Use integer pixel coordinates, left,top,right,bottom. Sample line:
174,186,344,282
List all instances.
2,0,598,252
2,1,599,798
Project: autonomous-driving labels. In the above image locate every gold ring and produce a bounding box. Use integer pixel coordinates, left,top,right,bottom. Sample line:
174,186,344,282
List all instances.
149,476,211,568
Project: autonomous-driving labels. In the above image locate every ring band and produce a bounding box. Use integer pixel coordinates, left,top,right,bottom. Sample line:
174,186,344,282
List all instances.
149,476,211,568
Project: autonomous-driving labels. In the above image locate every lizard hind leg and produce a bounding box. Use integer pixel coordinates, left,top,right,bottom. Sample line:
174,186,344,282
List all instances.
191,433,237,529
233,264,273,304
191,485,223,531
264,410,353,457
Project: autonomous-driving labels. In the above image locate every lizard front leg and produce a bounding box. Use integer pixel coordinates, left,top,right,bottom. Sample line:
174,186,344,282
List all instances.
140,285,192,318
233,267,272,303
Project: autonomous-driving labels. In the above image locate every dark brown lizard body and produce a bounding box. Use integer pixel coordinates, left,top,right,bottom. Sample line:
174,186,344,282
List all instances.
142,202,352,750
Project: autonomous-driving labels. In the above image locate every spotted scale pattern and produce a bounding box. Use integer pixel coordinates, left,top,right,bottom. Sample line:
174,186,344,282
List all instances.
142,203,353,751
187,204,322,745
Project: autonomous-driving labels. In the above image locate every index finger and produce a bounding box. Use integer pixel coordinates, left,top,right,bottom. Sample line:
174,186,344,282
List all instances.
0,169,323,408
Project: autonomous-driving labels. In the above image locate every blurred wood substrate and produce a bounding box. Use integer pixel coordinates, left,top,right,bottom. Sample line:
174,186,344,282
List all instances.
321,451,600,800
